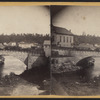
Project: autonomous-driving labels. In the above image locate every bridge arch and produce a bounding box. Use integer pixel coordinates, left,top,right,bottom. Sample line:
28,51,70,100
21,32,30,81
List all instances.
0,50,28,63
0,50,40,70
51,50,100,73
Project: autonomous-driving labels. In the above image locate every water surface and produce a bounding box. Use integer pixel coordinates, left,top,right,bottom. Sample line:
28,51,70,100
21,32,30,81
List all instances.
0,56,27,77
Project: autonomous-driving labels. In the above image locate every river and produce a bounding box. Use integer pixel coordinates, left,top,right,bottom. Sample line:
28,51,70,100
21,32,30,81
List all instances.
92,57,100,78
0,56,27,77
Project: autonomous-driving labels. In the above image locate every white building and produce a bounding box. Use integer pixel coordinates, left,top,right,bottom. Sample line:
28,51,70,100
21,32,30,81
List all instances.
3,42,8,46
0,43,5,49
18,42,35,49
6,42,17,47
43,40,51,57
52,26,74,48
77,43,96,50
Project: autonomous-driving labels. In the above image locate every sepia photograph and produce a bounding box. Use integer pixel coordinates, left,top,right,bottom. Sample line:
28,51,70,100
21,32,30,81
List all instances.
0,6,51,96
51,5,100,96
1,3,100,97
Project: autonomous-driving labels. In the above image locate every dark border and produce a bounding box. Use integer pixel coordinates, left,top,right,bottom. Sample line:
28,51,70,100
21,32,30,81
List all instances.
0,0,100,2
0,98,100,100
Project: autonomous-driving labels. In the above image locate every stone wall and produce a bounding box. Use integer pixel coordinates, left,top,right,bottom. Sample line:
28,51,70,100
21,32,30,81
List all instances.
27,53,39,69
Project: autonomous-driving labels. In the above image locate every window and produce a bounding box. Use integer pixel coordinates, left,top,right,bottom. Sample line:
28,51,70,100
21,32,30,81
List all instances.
70,37,72,43
51,59,55,64
63,36,65,42
60,36,62,42
66,37,68,43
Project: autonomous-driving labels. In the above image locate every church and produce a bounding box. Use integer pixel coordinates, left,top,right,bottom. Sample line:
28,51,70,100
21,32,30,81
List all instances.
51,25,74,48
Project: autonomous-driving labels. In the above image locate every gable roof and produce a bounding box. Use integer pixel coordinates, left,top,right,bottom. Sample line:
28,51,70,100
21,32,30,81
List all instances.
52,25,74,36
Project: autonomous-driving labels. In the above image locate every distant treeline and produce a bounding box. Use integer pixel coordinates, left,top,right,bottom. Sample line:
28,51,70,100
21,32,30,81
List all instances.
74,34,100,45
0,33,50,44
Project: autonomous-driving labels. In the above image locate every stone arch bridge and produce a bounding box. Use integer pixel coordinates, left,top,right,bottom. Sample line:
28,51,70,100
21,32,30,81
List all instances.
69,50,100,64
0,50,40,69
51,50,100,73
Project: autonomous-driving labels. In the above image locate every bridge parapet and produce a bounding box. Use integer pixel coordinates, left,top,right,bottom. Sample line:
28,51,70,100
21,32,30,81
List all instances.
52,49,100,57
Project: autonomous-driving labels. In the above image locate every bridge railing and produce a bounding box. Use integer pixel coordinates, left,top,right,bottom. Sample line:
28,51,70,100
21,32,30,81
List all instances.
52,49,100,57
0,49,45,57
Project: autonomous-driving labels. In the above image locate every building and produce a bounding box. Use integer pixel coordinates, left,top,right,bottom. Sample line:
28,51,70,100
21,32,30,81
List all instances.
18,42,35,49
76,43,96,50
3,42,8,46
0,43,5,50
7,42,17,47
43,40,51,57
52,26,74,48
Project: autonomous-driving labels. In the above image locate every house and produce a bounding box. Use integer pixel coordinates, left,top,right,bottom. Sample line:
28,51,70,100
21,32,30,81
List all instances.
52,25,74,48
18,42,35,49
43,40,50,49
3,42,8,46
76,43,96,50
0,43,5,50
7,42,17,47
94,44,100,48
43,40,51,57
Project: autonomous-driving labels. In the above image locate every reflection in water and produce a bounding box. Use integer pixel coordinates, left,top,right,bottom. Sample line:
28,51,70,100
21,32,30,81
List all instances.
0,56,27,77
92,57,100,78
76,56,100,82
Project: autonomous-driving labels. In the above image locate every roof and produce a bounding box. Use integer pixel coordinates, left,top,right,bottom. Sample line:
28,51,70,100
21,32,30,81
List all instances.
44,40,50,45
19,42,35,44
52,25,74,36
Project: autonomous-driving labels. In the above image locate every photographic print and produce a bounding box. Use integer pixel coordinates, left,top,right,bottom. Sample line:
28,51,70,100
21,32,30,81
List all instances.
0,6,51,96
1,2,100,98
51,5,100,96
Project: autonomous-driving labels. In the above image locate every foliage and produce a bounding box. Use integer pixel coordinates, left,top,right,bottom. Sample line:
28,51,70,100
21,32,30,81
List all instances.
74,34,100,45
0,33,50,44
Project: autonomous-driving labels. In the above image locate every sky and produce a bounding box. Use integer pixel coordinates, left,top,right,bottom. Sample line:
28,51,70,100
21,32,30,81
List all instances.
0,6,50,35
53,6,100,36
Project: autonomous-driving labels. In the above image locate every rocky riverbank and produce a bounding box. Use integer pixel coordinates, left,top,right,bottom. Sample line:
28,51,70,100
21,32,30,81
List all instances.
0,73,50,96
53,71,100,96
